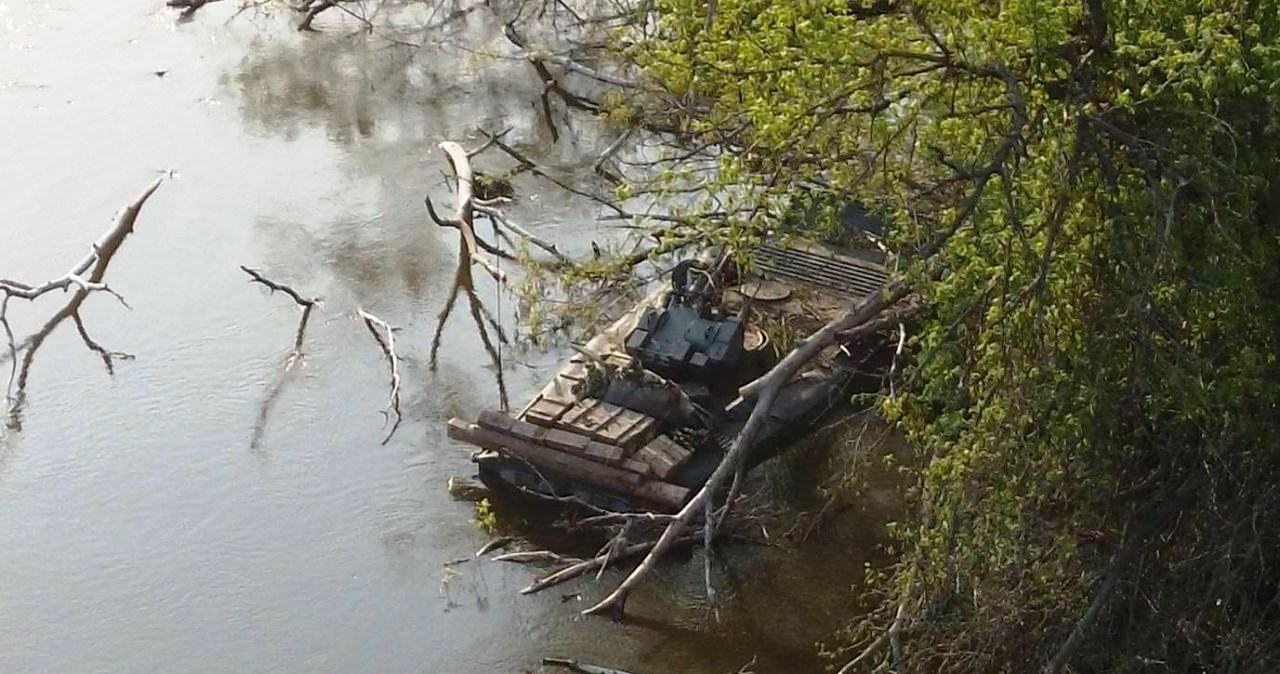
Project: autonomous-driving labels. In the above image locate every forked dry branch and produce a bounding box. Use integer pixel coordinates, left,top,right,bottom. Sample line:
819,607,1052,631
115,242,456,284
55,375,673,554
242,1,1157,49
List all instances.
1,176,164,429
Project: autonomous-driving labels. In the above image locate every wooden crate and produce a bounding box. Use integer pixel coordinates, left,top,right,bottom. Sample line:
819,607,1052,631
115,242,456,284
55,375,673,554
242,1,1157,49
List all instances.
523,393,575,427
635,435,693,480
553,398,657,451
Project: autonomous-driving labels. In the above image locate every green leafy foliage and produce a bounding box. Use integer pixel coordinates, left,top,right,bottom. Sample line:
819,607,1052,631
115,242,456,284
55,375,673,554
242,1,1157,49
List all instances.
474,498,498,534
626,0,1280,671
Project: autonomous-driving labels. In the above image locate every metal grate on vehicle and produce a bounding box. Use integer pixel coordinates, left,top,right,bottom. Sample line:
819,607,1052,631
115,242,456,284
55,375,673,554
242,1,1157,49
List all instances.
753,243,888,298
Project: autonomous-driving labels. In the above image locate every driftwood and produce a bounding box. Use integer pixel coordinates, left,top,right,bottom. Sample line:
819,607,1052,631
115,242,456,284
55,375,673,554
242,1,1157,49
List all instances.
492,550,583,565
241,266,320,370
357,309,402,444
165,0,225,21
521,535,697,595
240,266,321,450
427,141,510,412
2,176,164,428
475,536,517,557
542,658,639,674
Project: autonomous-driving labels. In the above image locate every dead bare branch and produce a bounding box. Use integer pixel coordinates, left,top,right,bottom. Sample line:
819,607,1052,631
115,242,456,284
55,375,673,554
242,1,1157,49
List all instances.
358,309,402,445
837,594,912,674
73,313,133,375
296,0,336,31
3,176,164,427
241,266,321,450
240,266,320,368
473,204,570,264
521,534,698,595
491,550,583,565
542,657,640,674
1,296,16,405
429,141,511,412
165,0,225,21
475,536,517,557
476,129,629,220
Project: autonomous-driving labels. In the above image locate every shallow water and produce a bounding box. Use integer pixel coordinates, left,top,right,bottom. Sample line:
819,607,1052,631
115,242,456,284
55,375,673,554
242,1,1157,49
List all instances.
0,4,895,673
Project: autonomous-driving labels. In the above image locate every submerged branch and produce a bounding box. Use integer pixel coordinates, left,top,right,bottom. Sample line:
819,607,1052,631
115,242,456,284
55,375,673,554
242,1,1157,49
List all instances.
542,658,640,674
241,266,321,367
358,309,403,445
521,535,698,596
429,140,510,411
3,176,164,428
241,266,321,450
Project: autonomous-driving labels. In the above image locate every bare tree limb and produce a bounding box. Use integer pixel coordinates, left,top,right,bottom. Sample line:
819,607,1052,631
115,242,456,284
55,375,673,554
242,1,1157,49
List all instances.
437,141,509,285
1,295,16,406
429,141,511,411
474,204,570,263
358,309,402,445
491,550,583,564
73,312,133,375
241,266,320,368
296,0,336,31
3,176,164,427
542,657,640,674
0,177,162,304
165,0,225,21
474,536,517,557
837,594,912,674
476,129,630,219
522,535,698,595
241,266,321,450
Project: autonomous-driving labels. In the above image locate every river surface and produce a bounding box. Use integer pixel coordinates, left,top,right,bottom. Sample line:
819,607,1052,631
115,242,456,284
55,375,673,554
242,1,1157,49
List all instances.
0,3,895,673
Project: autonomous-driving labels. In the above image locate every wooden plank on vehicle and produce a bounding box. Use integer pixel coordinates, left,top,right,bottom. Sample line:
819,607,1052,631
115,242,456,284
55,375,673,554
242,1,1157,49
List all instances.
579,405,626,442
523,393,575,428
636,435,693,480
556,398,653,445
616,416,658,451
619,457,653,476
538,427,592,452
480,411,627,464
603,351,634,370
557,399,594,427
605,409,656,449
546,398,661,450
557,399,603,435
447,418,689,511
579,401,620,431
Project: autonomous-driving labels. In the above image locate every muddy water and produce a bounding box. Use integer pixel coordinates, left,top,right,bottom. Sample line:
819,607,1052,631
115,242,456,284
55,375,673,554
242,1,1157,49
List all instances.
0,3,895,673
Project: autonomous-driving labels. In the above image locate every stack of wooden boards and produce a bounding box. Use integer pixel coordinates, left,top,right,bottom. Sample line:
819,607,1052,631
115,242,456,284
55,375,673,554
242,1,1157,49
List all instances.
447,394,696,512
